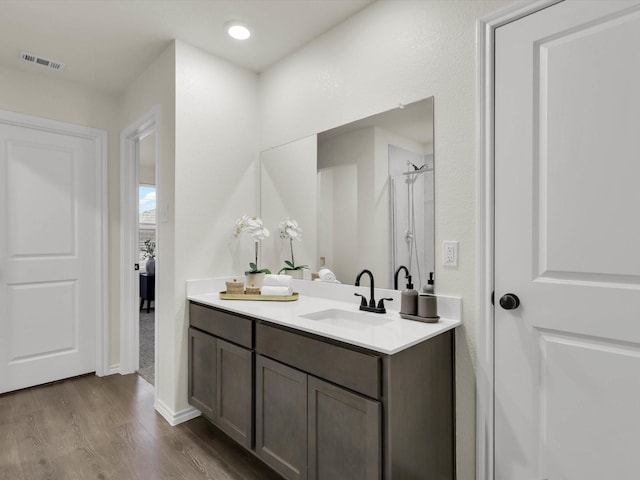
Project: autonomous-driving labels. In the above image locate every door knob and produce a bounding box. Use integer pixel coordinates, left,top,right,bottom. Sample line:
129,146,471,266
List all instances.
499,293,520,310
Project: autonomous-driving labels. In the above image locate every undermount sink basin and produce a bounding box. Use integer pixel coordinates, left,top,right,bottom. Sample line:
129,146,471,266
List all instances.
300,308,393,328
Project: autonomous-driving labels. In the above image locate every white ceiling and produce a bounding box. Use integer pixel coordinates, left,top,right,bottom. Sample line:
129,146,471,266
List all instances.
0,0,375,94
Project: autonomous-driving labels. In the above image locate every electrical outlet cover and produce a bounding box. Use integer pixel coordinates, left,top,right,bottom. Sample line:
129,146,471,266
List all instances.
443,241,458,267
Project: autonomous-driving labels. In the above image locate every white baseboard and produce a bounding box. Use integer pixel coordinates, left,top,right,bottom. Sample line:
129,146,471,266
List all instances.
155,398,201,426
98,364,120,376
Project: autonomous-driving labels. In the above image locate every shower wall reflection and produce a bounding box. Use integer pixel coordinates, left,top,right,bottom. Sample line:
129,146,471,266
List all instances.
390,146,434,291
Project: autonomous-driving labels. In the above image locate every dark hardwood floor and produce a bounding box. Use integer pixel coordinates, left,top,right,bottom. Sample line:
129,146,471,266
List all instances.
0,373,282,480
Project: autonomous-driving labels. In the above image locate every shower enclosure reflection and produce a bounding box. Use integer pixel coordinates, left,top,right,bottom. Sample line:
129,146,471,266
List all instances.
390,148,434,291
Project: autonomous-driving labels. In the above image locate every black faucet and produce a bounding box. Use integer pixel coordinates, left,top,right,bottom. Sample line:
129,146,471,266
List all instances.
354,269,392,314
394,265,410,290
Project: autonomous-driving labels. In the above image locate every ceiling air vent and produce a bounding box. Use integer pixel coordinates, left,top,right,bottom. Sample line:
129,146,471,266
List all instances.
19,50,65,71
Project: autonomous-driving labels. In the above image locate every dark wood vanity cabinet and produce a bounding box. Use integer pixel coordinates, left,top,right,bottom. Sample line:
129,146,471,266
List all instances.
307,375,381,480
256,354,308,480
255,353,382,480
188,303,253,449
188,301,454,480
215,338,253,448
256,322,383,480
188,326,217,419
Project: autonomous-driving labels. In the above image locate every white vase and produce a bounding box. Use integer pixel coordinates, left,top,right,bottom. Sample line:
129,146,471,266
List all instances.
245,272,265,289
145,257,155,275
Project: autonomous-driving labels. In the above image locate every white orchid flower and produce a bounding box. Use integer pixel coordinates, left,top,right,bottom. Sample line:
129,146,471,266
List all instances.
279,218,302,241
233,215,271,274
278,218,307,273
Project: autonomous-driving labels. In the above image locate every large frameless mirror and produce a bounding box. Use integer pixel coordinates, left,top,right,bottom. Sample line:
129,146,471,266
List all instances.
260,97,434,290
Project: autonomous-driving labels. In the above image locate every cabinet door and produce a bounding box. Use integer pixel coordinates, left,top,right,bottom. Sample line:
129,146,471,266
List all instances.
308,376,381,480
216,338,253,449
188,327,216,418
256,355,307,480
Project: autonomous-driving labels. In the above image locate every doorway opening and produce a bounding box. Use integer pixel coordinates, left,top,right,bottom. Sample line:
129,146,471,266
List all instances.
138,180,156,384
120,106,159,391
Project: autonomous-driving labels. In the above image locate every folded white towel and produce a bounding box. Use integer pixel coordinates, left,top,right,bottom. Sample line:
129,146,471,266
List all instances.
317,268,337,282
263,274,294,288
261,285,293,296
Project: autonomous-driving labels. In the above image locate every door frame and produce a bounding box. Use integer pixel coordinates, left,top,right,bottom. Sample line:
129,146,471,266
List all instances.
475,2,562,479
0,108,109,376
119,106,160,376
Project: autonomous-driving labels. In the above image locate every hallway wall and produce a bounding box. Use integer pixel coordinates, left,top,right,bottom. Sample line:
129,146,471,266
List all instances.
173,40,259,412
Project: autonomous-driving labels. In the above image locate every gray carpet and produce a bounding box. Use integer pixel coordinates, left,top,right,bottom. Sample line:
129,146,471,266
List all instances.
138,309,155,385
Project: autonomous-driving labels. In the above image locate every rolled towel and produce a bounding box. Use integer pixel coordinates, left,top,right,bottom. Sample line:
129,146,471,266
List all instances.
318,268,336,282
263,274,294,288
261,285,293,296
313,278,341,284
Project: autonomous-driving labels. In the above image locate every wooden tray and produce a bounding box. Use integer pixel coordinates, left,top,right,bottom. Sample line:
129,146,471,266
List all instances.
219,291,299,302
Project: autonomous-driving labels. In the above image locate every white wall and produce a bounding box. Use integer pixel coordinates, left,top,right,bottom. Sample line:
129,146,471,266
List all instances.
174,40,259,411
120,39,258,415
258,1,509,478
0,65,121,367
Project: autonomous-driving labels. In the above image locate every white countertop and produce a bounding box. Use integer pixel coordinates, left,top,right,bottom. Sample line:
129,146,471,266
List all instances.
186,278,461,355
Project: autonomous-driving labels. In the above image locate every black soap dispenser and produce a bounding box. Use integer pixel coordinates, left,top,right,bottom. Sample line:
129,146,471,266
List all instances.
423,272,435,294
400,275,418,315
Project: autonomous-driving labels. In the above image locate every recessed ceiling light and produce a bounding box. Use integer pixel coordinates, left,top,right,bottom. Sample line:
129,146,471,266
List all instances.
227,23,251,40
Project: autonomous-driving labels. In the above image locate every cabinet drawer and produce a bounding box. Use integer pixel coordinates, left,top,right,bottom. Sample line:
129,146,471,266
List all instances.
256,323,381,399
189,302,253,349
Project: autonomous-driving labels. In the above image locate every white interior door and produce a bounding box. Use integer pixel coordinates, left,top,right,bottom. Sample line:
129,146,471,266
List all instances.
495,1,640,479
0,118,100,393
